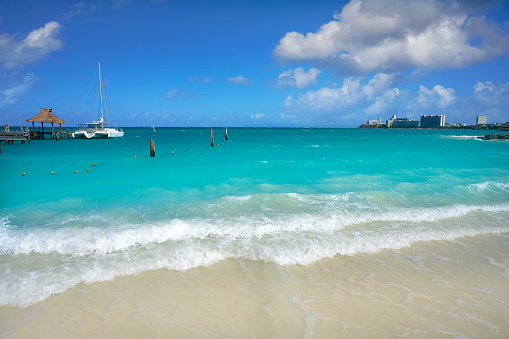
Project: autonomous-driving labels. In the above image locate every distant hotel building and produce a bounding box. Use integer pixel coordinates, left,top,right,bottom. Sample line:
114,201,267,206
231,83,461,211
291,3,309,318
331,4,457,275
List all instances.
367,117,382,125
420,115,445,128
445,122,467,127
386,115,419,128
476,115,487,125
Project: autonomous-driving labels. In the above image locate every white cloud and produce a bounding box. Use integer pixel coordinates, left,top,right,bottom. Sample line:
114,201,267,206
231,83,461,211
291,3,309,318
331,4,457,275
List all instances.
251,113,264,119
274,0,509,74
0,22,63,70
0,73,38,107
407,85,456,110
362,73,395,99
364,88,400,115
225,75,253,86
445,80,509,124
277,67,321,89
283,95,293,108
468,81,509,111
284,72,397,112
473,81,495,93
281,75,508,126
164,86,204,99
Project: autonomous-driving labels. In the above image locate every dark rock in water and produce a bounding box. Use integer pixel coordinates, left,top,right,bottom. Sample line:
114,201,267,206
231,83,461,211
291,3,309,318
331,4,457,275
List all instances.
479,134,509,140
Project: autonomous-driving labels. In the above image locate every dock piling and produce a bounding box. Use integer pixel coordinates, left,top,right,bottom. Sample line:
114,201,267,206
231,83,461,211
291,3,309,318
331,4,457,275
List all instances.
150,139,155,157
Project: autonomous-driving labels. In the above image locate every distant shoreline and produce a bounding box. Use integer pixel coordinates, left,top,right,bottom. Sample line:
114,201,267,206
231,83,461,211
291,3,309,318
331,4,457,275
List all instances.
359,124,508,131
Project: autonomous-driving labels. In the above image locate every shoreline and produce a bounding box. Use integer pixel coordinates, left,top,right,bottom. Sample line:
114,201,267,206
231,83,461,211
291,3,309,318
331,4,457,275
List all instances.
1,233,507,338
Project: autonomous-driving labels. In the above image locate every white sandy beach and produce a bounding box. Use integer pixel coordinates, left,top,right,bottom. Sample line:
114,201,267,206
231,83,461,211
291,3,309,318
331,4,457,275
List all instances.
1,233,507,338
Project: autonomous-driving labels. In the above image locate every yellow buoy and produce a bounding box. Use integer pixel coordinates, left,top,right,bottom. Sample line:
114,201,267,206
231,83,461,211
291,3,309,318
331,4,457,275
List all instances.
92,163,96,166
86,169,90,172
22,173,27,176
134,155,137,158
50,171,54,175
172,151,174,154
75,170,79,173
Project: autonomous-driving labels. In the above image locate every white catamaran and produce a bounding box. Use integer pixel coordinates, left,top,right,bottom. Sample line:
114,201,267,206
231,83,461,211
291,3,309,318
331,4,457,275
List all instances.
73,63,124,139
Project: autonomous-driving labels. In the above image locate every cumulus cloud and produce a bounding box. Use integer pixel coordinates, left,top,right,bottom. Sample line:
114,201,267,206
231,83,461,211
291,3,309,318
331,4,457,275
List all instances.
0,73,38,107
0,21,63,70
473,81,495,93
164,86,204,99
364,88,400,115
443,80,509,124
277,67,321,89
284,72,397,112
282,74,508,126
226,75,253,86
468,81,509,111
274,0,509,74
362,73,395,99
407,85,456,110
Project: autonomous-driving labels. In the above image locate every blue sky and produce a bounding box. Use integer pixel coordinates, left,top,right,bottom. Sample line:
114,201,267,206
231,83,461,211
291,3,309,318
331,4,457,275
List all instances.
1,0,508,127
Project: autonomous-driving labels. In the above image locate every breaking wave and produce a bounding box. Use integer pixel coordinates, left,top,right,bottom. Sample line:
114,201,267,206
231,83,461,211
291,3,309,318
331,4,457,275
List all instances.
1,193,508,307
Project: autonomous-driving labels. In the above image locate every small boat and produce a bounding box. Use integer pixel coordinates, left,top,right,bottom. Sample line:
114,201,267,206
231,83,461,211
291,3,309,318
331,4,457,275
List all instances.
73,63,124,139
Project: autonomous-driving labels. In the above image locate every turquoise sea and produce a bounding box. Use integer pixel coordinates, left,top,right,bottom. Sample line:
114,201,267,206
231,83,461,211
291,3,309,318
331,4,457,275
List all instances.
1,128,508,337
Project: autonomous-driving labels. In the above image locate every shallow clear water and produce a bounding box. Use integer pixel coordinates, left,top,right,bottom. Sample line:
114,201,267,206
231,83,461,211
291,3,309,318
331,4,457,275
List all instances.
1,128,508,311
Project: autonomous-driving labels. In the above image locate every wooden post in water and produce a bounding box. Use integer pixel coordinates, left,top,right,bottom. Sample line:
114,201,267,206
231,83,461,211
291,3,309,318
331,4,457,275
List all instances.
67,128,72,138
225,127,228,140
31,122,35,139
51,123,54,139
150,139,155,157
210,129,214,147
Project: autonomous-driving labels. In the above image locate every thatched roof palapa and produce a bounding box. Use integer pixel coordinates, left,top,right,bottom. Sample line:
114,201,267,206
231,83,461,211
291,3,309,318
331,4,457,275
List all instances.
27,108,65,124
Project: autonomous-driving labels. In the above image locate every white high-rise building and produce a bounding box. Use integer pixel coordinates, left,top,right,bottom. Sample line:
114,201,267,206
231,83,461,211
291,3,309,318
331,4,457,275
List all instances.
476,115,487,125
386,115,397,127
420,115,445,128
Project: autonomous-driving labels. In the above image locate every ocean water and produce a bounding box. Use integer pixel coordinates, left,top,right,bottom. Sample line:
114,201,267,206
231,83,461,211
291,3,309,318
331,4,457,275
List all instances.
1,128,508,337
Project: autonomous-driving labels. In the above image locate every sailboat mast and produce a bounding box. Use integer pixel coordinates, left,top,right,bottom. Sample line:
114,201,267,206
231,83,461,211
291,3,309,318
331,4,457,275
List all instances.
98,62,104,128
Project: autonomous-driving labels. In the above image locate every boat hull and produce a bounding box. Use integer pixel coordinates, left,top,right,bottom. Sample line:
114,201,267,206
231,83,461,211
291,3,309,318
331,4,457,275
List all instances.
72,128,124,139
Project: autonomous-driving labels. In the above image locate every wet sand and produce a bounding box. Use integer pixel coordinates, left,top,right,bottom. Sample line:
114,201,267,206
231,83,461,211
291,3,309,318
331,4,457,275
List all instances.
1,233,508,338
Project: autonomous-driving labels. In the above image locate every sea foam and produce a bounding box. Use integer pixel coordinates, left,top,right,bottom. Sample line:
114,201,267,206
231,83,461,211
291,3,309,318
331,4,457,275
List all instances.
1,198,508,257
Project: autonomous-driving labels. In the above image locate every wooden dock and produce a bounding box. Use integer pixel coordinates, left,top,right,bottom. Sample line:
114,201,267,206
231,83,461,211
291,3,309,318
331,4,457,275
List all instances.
0,130,31,144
